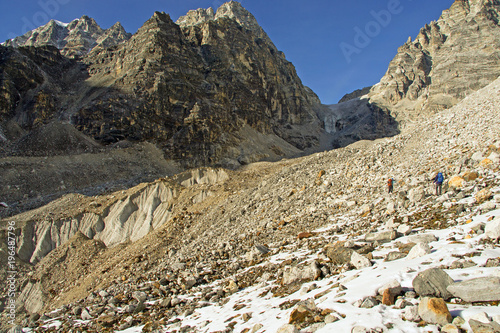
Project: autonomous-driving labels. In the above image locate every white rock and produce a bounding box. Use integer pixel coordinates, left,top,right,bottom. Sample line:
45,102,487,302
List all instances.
488,152,500,164
485,217,500,240
351,251,372,270
397,224,412,236
407,242,431,260
377,279,402,296
471,152,484,162
404,305,421,322
81,308,92,320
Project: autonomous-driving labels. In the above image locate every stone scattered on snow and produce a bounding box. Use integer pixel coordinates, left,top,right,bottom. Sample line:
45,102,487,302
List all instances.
350,251,372,270
364,230,397,243
417,297,452,326
407,242,432,260
468,319,500,333
282,261,321,286
485,216,500,240
412,268,454,300
447,276,500,302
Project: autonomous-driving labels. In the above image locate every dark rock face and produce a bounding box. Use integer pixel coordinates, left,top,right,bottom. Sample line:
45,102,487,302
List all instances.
1,2,326,168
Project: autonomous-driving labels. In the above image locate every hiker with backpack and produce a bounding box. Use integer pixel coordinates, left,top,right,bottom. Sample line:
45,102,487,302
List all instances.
388,178,394,194
433,172,444,196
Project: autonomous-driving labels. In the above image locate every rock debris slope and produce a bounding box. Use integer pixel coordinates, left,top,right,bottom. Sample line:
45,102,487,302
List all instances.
1,73,500,332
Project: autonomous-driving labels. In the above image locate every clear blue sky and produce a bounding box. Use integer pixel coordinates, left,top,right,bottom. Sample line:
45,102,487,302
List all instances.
0,0,453,104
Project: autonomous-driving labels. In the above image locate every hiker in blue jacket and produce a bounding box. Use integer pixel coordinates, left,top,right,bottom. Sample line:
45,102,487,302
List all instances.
433,172,444,196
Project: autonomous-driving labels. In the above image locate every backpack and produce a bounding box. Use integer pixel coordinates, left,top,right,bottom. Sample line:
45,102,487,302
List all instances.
436,173,444,183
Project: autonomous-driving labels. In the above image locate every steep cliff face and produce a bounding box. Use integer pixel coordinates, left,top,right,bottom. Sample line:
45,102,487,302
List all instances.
369,0,500,122
71,3,325,167
322,0,500,146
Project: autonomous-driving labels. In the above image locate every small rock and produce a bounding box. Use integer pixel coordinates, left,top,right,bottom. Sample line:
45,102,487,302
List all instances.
485,217,500,241
452,316,466,327
132,291,147,303
476,189,493,204
324,313,340,323
407,242,431,260
359,296,379,308
449,176,466,188
408,187,426,203
325,242,354,265
412,268,454,300
255,244,270,254
350,251,372,270
418,297,452,326
447,276,500,302
289,305,315,325
441,324,460,333
397,224,412,236
251,324,264,333
282,261,321,286
385,251,406,261
407,233,437,244
394,298,412,309
365,230,397,243
377,279,402,296
463,171,479,182
404,305,421,322
81,308,92,320
298,232,314,240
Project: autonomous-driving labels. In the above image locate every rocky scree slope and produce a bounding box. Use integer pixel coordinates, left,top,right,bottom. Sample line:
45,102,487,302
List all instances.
2,74,500,332
324,0,500,147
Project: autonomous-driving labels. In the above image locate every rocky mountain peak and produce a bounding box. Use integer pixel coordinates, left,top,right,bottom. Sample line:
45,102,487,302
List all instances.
176,7,215,27
176,1,267,39
214,1,261,33
5,15,131,58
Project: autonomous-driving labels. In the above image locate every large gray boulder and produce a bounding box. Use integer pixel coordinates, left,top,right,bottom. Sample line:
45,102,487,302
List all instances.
447,276,500,302
412,268,455,300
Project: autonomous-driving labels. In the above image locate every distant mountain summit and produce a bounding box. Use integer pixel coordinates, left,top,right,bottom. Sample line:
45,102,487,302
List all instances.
4,16,131,57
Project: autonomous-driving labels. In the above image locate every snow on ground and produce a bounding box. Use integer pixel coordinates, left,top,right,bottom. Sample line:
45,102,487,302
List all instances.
64,206,499,333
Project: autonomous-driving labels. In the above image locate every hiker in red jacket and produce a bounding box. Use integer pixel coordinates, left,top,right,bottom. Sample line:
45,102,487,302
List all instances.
388,178,394,194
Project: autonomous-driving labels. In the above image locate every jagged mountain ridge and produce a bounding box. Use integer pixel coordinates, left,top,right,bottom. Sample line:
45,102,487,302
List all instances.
3,16,132,58
0,1,329,217
325,0,500,146
1,2,327,165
